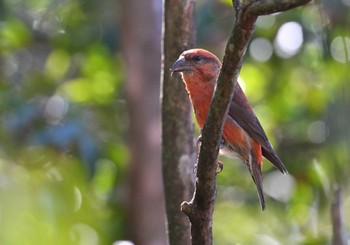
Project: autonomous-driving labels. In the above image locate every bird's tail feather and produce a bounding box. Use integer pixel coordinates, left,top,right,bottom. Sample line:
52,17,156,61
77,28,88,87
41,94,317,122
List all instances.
262,147,288,174
250,160,265,210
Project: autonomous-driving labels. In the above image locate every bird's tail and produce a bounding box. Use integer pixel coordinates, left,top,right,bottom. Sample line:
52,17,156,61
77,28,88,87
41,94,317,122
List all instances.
250,155,265,210
262,147,288,174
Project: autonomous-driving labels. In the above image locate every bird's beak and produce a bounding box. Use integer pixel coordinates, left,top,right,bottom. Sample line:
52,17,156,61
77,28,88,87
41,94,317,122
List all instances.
170,56,191,76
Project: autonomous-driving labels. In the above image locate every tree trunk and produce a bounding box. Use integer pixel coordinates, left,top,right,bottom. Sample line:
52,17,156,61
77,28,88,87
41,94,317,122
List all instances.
120,0,166,244
161,0,196,244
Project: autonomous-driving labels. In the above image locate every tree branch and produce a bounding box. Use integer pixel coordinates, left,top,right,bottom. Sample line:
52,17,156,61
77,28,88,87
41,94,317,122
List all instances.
248,0,311,16
180,0,311,244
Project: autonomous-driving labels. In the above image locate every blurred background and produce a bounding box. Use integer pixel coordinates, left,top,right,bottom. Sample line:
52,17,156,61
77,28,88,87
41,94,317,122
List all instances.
0,0,349,244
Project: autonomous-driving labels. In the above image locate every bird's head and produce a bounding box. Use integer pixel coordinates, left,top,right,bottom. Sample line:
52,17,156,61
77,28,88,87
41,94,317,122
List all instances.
171,49,221,84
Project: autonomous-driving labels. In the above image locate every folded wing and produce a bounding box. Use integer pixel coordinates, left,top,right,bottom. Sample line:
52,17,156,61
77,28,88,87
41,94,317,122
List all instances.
229,83,288,173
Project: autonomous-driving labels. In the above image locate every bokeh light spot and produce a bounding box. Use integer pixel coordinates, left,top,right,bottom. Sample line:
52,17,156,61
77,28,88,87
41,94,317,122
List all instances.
264,171,296,202
61,78,91,103
113,241,135,245
307,120,326,144
249,38,273,62
73,186,82,212
70,223,99,245
274,22,303,58
330,36,350,63
45,50,70,80
256,15,276,29
44,95,68,125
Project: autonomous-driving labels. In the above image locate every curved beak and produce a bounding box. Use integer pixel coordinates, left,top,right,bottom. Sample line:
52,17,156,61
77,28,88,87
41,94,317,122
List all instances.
170,56,191,75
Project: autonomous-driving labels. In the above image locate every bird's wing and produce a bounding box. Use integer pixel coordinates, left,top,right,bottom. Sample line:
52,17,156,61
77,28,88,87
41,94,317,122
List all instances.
229,83,288,173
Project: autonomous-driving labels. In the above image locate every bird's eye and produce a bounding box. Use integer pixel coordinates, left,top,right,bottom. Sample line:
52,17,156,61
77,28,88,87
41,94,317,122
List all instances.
193,56,202,62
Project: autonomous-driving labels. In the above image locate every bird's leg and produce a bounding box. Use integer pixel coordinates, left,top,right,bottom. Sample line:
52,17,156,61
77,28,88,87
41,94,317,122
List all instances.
216,138,226,173
197,130,224,173
193,163,198,175
192,130,203,175
219,138,226,149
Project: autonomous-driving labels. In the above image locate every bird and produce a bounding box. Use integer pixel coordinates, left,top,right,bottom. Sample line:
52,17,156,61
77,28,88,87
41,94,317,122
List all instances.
171,48,288,210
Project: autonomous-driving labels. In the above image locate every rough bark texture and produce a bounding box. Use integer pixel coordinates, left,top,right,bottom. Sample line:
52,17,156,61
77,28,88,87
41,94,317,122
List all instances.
161,0,196,245
180,0,311,244
120,0,166,244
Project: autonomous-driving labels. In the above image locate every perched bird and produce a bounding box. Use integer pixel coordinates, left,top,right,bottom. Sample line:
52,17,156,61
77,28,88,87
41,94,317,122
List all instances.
171,49,288,210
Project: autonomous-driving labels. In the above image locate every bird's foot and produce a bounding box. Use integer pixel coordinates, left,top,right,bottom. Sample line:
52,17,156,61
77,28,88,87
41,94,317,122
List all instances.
219,138,226,149
193,163,197,175
197,131,223,173
216,160,224,174
196,131,203,151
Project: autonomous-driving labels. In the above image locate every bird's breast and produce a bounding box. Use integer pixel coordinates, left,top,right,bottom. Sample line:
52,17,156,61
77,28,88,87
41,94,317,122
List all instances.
185,82,214,129
192,99,211,129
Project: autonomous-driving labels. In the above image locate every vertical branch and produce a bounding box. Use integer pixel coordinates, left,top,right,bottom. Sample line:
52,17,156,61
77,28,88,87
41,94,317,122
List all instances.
331,186,345,245
161,0,196,244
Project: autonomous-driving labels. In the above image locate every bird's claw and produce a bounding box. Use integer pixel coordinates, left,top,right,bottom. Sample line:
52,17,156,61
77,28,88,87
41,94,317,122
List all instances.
219,138,226,149
197,131,203,149
216,161,224,174
197,131,223,174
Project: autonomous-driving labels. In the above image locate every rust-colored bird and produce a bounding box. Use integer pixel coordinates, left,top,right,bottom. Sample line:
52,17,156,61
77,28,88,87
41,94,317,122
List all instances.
171,49,287,210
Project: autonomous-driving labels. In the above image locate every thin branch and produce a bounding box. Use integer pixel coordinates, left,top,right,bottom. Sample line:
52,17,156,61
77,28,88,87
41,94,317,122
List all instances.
248,0,312,16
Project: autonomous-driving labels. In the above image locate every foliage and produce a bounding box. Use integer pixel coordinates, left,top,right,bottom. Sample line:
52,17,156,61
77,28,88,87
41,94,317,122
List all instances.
0,0,127,244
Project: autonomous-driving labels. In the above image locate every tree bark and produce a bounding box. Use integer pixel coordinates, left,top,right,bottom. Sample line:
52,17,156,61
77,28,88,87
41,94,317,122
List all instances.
161,0,196,245
181,0,311,244
120,0,166,244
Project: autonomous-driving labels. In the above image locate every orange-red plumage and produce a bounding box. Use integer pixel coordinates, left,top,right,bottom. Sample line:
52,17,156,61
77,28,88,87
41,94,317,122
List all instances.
171,49,287,210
